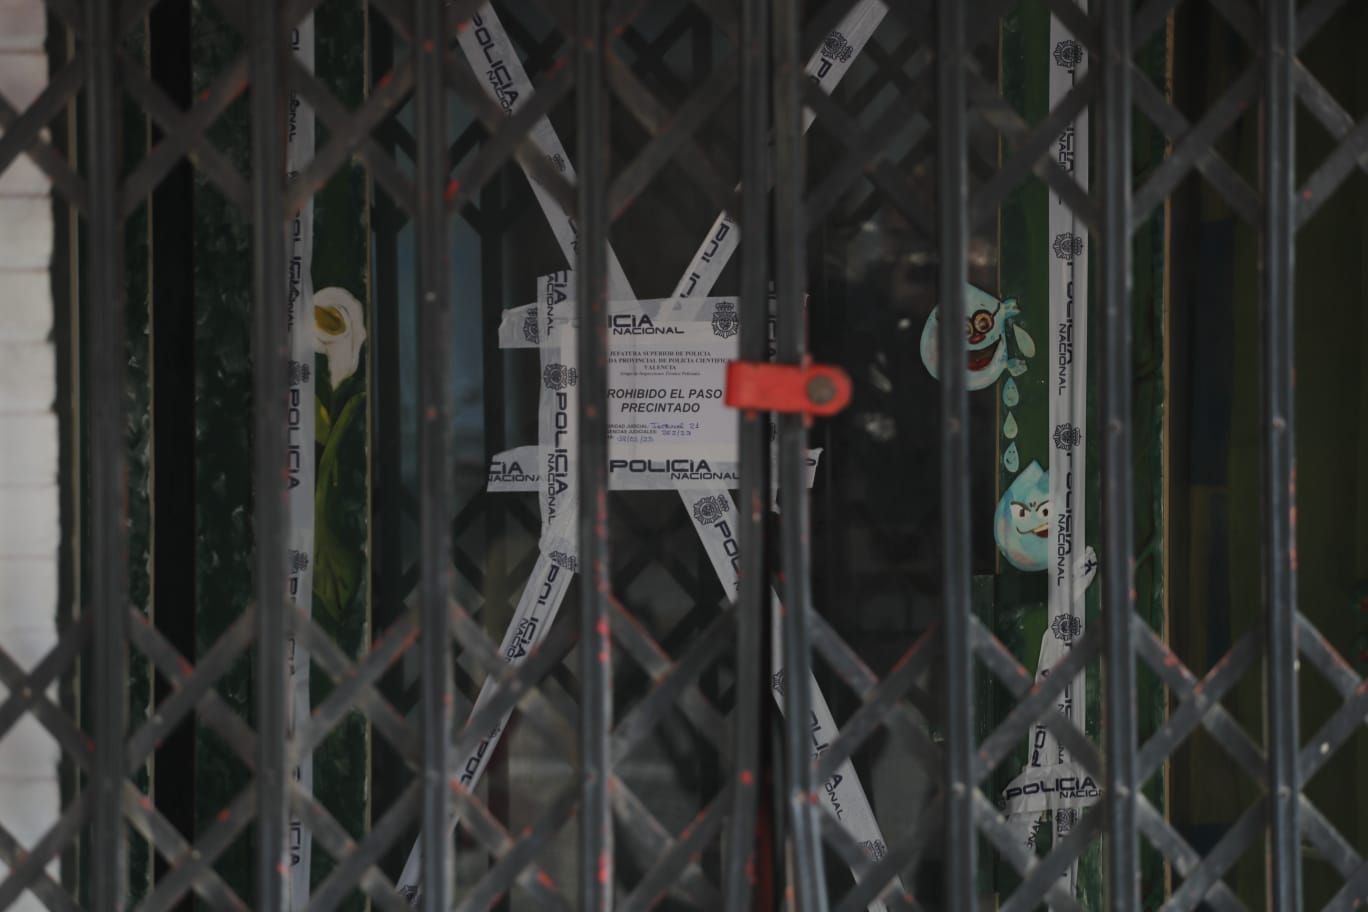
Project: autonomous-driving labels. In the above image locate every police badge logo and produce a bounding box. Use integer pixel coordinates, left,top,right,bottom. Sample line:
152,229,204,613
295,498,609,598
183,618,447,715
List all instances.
711,302,738,339
289,550,310,573
550,550,578,573
542,363,578,390
288,359,311,386
522,308,538,344
1053,39,1083,69
1050,613,1083,643
1053,422,1083,449
692,494,730,526
1053,232,1084,260
770,669,786,697
860,839,888,861
822,30,854,62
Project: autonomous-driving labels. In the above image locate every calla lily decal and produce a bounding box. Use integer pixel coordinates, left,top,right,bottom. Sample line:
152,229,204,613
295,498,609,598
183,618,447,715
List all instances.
313,287,366,385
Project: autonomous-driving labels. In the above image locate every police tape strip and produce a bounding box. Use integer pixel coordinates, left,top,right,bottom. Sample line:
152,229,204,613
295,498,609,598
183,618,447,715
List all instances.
456,8,633,298
682,485,900,892
497,278,782,350
1006,7,1094,894
1001,563,1097,880
497,294,731,349
397,3,896,903
485,444,822,494
285,16,315,909
668,0,889,303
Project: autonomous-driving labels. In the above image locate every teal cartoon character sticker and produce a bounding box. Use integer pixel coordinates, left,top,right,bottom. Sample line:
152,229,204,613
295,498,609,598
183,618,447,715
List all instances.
920,285,1035,391
994,460,1050,571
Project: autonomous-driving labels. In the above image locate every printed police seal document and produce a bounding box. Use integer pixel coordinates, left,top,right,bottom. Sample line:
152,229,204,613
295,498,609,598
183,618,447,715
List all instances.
508,273,750,462
604,307,736,457
493,274,817,494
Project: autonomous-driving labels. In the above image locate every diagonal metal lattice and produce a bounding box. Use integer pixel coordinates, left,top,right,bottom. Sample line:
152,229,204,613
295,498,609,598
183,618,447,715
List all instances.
4,0,1367,908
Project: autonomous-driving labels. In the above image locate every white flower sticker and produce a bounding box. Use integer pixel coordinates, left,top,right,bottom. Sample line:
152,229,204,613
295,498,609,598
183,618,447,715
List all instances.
312,287,366,385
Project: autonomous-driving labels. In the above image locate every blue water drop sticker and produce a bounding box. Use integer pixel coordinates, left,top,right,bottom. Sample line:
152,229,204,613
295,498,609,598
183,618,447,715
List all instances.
994,460,1048,570
1003,377,1019,407
1003,411,1019,439
1003,442,1020,472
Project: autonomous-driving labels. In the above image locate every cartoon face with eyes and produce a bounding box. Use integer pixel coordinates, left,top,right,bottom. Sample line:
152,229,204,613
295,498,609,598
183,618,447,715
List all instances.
920,286,1032,391
994,460,1051,571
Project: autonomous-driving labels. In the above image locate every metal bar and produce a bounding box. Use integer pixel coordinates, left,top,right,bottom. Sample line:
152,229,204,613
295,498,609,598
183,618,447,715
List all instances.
935,0,975,907
972,794,1083,912
306,783,421,910
125,609,254,767
1100,0,1138,907
1261,0,1302,900
118,56,251,217
813,632,941,782
609,780,721,908
576,1,613,909
1135,632,1259,781
454,786,580,912
291,612,420,761
287,783,410,911
724,0,769,906
85,0,126,902
0,58,88,211
772,0,825,908
1134,801,1245,912
609,610,730,759
1000,810,1103,912
414,0,452,905
248,0,289,901
1295,614,1359,697
0,798,85,912
975,631,1103,780
121,784,249,910
1129,63,1260,227
619,790,732,912
832,796,943,912
118,55,250,218
446,787,575,912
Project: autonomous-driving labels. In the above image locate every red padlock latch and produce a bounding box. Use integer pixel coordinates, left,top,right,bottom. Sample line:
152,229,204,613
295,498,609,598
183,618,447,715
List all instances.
724,359,853,420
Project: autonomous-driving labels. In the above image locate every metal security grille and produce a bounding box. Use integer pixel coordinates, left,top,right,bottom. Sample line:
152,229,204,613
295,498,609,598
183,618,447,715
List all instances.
2,0,1367,909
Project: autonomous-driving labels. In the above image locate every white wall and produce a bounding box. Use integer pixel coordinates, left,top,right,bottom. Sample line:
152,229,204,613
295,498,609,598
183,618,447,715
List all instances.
0,0,61,906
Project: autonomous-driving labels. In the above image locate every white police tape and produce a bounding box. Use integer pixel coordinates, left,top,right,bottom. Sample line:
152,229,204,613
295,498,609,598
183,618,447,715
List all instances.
999,546,1098,869
668,0,889,302
1000,6,1095,893
683,485,900,892
285,16,315,908
456,8,633,298
496,289,767,351
487,444,821,494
